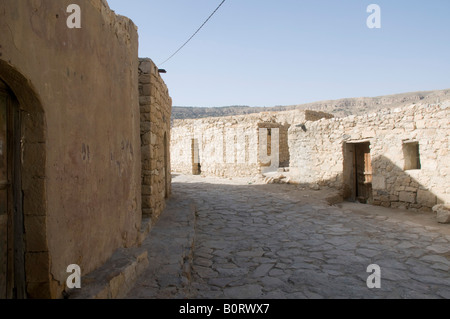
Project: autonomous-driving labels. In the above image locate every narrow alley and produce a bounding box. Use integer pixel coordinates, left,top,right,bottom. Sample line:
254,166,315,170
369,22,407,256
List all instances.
126,174,450,299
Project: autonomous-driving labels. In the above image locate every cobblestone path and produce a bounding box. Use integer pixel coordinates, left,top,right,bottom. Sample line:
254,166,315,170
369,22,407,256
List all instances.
126,174,450,299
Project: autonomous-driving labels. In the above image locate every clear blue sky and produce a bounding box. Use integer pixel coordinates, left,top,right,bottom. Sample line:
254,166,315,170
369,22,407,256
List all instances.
107,0,450,107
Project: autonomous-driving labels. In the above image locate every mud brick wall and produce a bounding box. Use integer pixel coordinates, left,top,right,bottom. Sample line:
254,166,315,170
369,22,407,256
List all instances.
289,102,450,211
139,59,172,222
0,0,141,298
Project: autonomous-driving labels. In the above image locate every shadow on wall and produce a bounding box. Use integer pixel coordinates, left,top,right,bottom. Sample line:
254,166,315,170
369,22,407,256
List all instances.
370,155,445,211
316,151,445,212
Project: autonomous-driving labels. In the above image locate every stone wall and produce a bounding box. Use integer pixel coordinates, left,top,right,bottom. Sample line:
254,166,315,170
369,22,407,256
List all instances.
289,102,450,211
172,116,260,177
0,0,141,298
171,110,332,177
139,59,172,222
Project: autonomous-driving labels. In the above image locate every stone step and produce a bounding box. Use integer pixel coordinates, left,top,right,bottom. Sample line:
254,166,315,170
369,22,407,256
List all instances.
67,247,149,299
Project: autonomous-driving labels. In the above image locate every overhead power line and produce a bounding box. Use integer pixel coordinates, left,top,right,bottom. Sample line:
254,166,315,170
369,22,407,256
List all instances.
158,0,227,67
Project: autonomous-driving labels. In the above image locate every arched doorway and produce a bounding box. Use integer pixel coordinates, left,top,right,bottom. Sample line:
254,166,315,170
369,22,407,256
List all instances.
0,78,25,298
0,60,47,299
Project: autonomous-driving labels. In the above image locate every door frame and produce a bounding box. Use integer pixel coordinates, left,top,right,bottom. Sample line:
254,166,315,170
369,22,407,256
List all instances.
0,60,48,298
343,140,373,203
0,82,26,298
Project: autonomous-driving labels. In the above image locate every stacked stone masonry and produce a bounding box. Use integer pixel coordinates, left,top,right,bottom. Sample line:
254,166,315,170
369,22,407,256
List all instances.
171,110,332,177
289,102,450,211
139,59,172,222
172,101,449,212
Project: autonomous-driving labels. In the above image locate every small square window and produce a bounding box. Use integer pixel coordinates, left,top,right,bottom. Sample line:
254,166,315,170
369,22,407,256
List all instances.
403,141,421,170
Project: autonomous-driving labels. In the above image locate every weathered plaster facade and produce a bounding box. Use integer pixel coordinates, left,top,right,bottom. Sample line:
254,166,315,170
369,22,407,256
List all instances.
0,0,172,299
289,102,450,210
139,59,172,222
171,110,332,177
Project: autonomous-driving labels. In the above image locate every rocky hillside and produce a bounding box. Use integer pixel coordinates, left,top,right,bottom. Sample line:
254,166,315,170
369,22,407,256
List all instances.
172,88,450,120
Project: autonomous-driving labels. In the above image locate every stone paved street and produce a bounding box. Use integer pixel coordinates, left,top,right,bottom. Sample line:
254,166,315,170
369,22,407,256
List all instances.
126,174,450,299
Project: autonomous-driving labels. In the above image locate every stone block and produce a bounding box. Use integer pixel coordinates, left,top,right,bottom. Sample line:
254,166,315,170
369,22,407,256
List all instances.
25,252,50,283
22,143,46,179
415,120,428,129
139,96,151,106
135,251,149,276
150,85,158,97
119,265,137,298
139,74,150,84
141,145,151,161
138,61,152,74
141,132,151,146
150,133,157,145
142,208,152,217
404,122,416,131
142,84,151,96
140,121,151,134
25,216,48,252
141,195,151,209
22,112,45,143
433,205,450,224
109,273,125,299
141,185,151,195
417,189,437,208
143,175,152,185
399,191,416,203
372,176,386,190
141,160,151,171
362,130,375,138
389,195,399,202
410,181,419,188
391,202,407,209
23,177,47,216
140,112,150,122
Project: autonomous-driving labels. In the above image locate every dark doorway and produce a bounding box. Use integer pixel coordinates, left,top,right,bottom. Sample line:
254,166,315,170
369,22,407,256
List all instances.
191,138,201,175
344,141,373,204
403,141,421,171
0,79,25,299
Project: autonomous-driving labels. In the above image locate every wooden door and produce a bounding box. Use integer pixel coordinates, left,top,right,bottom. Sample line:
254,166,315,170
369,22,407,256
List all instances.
354,142,373,203
0,80,25,299
191,139,200,175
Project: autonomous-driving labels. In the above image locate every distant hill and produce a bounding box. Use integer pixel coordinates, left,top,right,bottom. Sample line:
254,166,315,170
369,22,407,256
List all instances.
172,89,450,120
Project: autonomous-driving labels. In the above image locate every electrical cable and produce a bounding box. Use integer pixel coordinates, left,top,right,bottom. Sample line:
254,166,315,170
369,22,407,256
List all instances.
159,0,227,66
